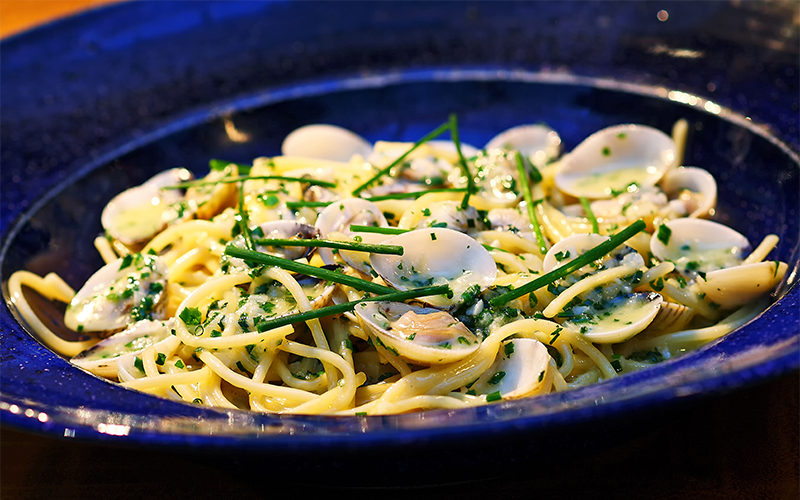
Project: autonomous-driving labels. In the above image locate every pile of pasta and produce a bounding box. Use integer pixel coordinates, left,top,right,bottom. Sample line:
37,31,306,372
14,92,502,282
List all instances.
9,118,788,415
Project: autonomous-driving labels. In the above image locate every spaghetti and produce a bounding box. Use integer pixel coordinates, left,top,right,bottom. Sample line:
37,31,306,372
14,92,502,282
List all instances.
8,118,788,415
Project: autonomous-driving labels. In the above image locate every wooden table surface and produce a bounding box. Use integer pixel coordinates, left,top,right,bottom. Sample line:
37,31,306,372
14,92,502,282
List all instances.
1,2,798,498
0,0,115,37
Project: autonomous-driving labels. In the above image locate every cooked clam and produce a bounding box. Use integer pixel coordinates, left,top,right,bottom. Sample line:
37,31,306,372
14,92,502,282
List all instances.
71,318,178,378
570,292,663,344
696,260,788,309
469,338,550,400
64,253,168,333
555,124,677,199
484,123,562,167
281,124,372,162
639,302,695,337
338,231,393,276
649,218,749,276
370,228,497,308
542,233,610,273
354,301,480,365
541,233,658,343
315,198,388,264
251,220,320,260
659,166,717,219
101,168,193,245
185,163,239,219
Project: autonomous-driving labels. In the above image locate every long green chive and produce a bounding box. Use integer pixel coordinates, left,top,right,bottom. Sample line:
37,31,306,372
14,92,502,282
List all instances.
224,246,395,294
209,159,252,175
251,284,451,332
253,238,404,255
363,187,468,202
514,151,547,255
351,121,451,196
579,196,600,234
482,244,511,253
449,113,473,210
162,175,337,190
349,225,409,235
285,201,333,210
237,181,255,250
489,219,647,307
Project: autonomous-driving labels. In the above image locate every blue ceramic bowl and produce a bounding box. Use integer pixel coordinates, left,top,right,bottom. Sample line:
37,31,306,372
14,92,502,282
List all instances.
1,1,798,481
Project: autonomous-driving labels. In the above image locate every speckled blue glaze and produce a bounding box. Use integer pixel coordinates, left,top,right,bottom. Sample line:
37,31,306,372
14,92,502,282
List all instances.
1,1,798,481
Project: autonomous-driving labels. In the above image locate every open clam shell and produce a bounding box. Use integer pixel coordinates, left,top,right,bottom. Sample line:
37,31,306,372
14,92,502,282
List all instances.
484,123,562,167
64,254,168,333
370,228,497,308
659,166,717,218
101,168,193,245
696,260,788,309
650,218,749,275
541,233,656,343
470,338,550,400
555,124,677,199
542,233,611,273
281,124,372,162
354,301,480,365
71,319,178,379
338,231,393,276
571,292,664,344
252,220,320,260
315,198,388,264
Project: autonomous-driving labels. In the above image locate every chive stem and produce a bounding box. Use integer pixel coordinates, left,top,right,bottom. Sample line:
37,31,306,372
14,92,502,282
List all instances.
579,196,600,234
349,225,409,235
351,121,451,196
449,114,473,210
252,285,451,332
363,187,468,202
224,246,395,294
163,175,337,190
237,181,255,251
482,244,511,253
285,201,333,209
253,238,404,255
489,219,647,307
514,151,548,255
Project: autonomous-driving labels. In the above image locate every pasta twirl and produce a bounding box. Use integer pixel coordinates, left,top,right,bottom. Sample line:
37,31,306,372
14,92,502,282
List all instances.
9,118,788,415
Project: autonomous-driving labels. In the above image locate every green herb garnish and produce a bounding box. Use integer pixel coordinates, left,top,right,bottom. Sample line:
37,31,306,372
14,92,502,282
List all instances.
657,224,672,245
